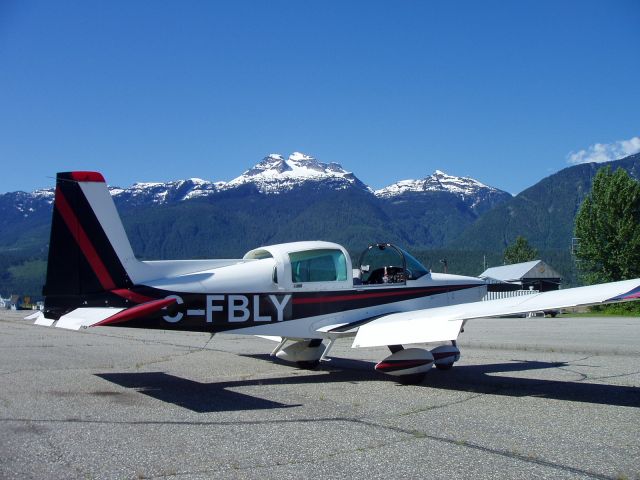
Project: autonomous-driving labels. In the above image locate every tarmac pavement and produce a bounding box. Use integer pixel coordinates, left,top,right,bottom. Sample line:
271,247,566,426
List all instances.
1,310,639,479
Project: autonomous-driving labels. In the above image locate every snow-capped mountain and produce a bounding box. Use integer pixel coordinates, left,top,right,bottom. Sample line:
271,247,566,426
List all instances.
223,152,369,194
0,189,54,222
12,189,55,211
109,178,224,206
105,155,503,202
376,170,501,199
3,152,372,218
0,153,508,219
101,152,368,205
374,170,511,212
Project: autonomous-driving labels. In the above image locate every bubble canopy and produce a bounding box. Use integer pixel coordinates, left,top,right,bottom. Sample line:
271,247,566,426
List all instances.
358,243,429,285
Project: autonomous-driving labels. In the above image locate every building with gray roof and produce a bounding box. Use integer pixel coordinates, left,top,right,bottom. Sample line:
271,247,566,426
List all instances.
480,260,562,292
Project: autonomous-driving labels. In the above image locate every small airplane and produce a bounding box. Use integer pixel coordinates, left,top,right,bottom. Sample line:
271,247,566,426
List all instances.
31,171,640,383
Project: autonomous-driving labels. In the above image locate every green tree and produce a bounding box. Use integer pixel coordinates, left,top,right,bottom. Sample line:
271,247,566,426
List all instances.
503,236,537,264
574,166,640,284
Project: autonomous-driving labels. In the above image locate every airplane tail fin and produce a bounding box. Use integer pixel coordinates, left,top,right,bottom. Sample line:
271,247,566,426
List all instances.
43,172,139,318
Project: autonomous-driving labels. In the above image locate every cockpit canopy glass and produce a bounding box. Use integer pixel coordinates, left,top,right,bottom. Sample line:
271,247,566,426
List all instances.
359,243,429,284
402,249,430,279
289,249,348,283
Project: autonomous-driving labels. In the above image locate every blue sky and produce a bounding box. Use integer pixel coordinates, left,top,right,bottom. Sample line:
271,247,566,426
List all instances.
1,0,639,194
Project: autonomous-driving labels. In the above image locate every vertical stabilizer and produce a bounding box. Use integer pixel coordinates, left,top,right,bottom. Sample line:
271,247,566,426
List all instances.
43,172,138,307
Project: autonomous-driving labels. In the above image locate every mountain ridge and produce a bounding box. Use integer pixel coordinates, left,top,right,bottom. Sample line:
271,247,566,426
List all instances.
1,151,508,216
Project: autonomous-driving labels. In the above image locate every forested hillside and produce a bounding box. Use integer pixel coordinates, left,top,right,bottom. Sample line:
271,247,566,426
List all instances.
452,153,640,251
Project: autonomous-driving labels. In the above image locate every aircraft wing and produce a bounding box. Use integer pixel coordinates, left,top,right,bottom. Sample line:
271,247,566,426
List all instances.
352,278,640,348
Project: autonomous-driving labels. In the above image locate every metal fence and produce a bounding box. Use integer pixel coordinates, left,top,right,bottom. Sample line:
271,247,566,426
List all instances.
482,289,539,301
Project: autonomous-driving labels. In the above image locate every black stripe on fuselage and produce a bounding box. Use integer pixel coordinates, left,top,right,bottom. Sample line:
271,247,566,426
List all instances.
48,283,482,332
289,284,476,318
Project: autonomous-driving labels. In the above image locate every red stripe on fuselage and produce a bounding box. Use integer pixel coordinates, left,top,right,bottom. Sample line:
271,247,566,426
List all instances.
93,298,176,326
111,288,157,304
292,286,452,305
54,185,116,291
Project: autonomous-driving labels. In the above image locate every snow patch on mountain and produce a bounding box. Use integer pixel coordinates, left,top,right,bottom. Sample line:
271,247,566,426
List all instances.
32,189,55,204
109,178,223,204
375,170,505,204
223,152,365,194
8,189,54,217
3,155,508,215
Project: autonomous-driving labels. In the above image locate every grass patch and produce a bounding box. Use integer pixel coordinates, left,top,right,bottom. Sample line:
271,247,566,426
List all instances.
561,306,640,317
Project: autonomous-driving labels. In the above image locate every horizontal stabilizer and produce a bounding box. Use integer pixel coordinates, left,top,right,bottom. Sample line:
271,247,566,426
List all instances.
36,298,175,330
353,278,640,348
92,298,175,326
26,311,56,327
56,308,125,330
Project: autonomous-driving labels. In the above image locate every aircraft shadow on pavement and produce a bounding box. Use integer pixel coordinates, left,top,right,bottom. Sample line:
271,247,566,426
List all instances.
95,372,305,413
95,366,377,413
95,360,381,413
258,354,640,408
421,360,640,408
96,356,639,411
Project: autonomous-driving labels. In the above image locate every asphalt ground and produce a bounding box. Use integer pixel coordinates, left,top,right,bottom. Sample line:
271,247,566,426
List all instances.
1,310,639,480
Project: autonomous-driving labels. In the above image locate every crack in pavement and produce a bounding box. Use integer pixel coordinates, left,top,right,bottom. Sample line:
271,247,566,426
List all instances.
555,356,640,384
397,390,491,416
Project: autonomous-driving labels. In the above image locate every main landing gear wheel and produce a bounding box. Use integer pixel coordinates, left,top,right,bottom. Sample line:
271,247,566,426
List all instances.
296,360,321,369
274,338,326,369
375,343,462,382
434,363,453,371
397,372,429,385
431,343,461,371
296,338,325,369
375,347,434,384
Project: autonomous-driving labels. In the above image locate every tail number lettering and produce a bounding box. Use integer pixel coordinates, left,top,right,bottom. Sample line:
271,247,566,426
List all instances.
164,294,291,324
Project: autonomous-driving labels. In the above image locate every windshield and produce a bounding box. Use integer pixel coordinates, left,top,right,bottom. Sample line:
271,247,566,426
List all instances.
400,248,430,280
358,243,429,285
